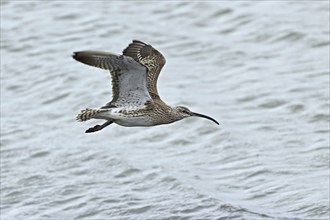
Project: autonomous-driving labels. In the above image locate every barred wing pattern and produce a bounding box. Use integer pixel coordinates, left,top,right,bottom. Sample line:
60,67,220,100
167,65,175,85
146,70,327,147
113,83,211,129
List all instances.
123,40,166,100
72,51,151,108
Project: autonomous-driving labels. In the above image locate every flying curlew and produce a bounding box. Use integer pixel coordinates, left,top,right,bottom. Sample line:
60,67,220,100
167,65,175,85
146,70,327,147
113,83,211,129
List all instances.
73,40,219,133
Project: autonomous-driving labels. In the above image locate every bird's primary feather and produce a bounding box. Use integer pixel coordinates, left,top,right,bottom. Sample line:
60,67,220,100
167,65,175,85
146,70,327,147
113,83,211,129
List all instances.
122,40,166,100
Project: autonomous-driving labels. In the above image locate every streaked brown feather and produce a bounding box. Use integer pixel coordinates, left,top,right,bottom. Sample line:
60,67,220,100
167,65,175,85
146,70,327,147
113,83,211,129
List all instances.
76,108,109,121
123,40,166,100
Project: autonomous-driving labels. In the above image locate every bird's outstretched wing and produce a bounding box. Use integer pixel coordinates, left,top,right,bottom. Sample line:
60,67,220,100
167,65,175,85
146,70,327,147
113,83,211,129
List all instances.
123,40,166,100
72,51,152,108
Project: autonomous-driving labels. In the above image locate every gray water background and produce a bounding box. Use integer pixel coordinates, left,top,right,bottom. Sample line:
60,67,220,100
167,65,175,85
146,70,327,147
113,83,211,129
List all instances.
1,1,329,219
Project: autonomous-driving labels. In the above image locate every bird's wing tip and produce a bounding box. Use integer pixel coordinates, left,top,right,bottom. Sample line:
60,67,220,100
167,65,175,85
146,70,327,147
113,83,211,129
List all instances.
132,39,149,46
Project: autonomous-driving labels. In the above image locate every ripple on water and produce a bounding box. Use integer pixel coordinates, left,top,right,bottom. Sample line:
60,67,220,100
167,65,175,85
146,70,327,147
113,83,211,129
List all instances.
258,99,287,109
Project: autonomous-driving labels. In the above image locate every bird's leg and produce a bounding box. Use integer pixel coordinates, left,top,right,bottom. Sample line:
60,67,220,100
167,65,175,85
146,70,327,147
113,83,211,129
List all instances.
85,120,114,133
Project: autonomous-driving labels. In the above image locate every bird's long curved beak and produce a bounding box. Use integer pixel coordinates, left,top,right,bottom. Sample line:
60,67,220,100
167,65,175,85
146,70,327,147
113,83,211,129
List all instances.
191,112,219,125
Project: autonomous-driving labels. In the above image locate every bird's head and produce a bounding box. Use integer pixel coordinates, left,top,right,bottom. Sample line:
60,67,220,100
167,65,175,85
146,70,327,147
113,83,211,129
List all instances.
174,106,219,125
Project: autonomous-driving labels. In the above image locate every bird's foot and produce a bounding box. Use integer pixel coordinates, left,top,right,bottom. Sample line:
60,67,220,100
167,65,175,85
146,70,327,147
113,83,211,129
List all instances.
85,125,102,133
84,120,114,133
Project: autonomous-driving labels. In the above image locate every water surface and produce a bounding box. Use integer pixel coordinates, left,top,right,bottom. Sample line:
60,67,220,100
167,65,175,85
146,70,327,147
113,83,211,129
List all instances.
1,1,329,219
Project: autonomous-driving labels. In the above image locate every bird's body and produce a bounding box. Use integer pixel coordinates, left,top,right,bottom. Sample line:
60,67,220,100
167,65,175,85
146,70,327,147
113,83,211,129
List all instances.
73,40,219,133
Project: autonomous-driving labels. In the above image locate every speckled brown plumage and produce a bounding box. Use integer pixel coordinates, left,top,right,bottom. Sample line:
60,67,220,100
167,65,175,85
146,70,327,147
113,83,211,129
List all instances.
73,40,219,133
123,40,166,100
76,108,109,121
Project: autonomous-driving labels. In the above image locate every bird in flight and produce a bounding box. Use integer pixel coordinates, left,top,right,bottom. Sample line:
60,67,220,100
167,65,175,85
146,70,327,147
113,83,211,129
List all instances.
73,40,219,133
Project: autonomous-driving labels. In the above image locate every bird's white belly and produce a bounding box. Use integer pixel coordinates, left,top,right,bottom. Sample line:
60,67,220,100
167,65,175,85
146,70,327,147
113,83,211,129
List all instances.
98,108,157,127
115,117,156,127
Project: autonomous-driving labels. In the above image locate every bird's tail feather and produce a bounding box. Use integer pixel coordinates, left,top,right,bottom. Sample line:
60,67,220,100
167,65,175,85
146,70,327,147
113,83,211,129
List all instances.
76,108,108,121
